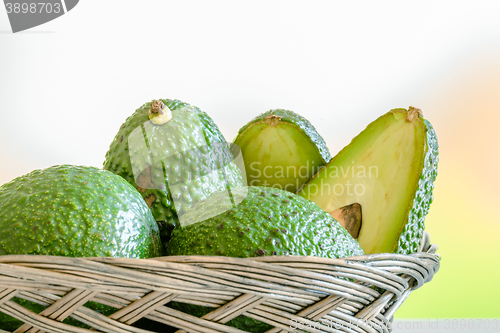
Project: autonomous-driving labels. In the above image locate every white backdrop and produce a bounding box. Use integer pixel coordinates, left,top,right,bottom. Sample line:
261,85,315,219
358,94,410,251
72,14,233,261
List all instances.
1,1,499,185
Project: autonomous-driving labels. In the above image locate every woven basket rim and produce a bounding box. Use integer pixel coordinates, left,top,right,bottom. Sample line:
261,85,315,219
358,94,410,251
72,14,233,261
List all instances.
0,232,440,333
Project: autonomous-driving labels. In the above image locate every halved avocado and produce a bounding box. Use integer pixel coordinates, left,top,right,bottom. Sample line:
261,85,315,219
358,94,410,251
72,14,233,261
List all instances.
298,107,439,254
233,109,331,193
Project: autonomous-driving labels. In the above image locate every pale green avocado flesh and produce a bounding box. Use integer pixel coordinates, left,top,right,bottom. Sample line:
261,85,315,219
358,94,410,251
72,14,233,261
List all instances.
298,108,439,254
238,122,325,191
234,109,331,193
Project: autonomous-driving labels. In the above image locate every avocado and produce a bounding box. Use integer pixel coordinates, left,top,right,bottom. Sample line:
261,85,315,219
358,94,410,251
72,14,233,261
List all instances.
103,99,244,245
0,164,162,257
233,109,331,193
298,107,439,254
166,186,363,332
0,164,163,331
167,186,362,258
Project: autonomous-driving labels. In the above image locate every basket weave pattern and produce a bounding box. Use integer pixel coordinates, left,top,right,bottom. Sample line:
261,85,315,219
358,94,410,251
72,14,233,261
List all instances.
0,232,439,333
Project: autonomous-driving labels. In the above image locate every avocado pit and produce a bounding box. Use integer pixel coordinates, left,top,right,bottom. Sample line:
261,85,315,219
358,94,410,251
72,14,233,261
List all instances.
330,203,362,239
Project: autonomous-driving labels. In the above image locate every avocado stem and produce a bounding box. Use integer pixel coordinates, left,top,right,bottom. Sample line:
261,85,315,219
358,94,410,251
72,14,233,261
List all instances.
406,106,423,122
264,115,281,127
149,100,173,125
330,203,362,239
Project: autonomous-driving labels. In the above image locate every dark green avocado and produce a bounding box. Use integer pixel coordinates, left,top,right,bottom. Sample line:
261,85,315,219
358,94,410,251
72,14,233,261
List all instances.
233,109,331,193
167,186,363,258
103,99,244,244
166,186,363,333
0,165,162,258
298,107,439,254
0,164,163,331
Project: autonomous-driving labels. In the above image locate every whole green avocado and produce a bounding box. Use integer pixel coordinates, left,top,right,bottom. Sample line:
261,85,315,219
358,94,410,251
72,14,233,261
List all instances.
166,186,363,333
103,99,244,244
0,165,162,257
167,186,363,258
0,165,163,331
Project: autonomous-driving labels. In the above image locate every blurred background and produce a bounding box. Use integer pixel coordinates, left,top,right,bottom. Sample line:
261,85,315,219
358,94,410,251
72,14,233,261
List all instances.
1,0,499,321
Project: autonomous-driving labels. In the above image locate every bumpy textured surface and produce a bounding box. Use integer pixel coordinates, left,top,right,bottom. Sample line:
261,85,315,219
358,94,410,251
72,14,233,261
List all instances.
0,165,162,258
235,109,332,165
166,186,363,332
103,99,244,242
167,186,363,259
396,119,439,254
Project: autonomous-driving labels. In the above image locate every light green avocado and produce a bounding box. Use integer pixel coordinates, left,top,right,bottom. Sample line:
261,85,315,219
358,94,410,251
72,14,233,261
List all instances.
103,99,244,244
233,109,331,193
0,164,163,331
298,107,439,254
166,186,363,333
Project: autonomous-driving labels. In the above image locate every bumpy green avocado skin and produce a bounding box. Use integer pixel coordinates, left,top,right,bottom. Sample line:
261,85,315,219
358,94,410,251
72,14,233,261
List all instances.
396,119,439,254
103,99,244,243
0,165,162,258
166,186,363,333
235,109,332,164
0,165,162,331
167,186,363,258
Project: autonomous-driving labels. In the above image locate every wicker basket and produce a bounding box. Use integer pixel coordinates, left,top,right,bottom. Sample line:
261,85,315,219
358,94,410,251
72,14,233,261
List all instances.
0,231,439,333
